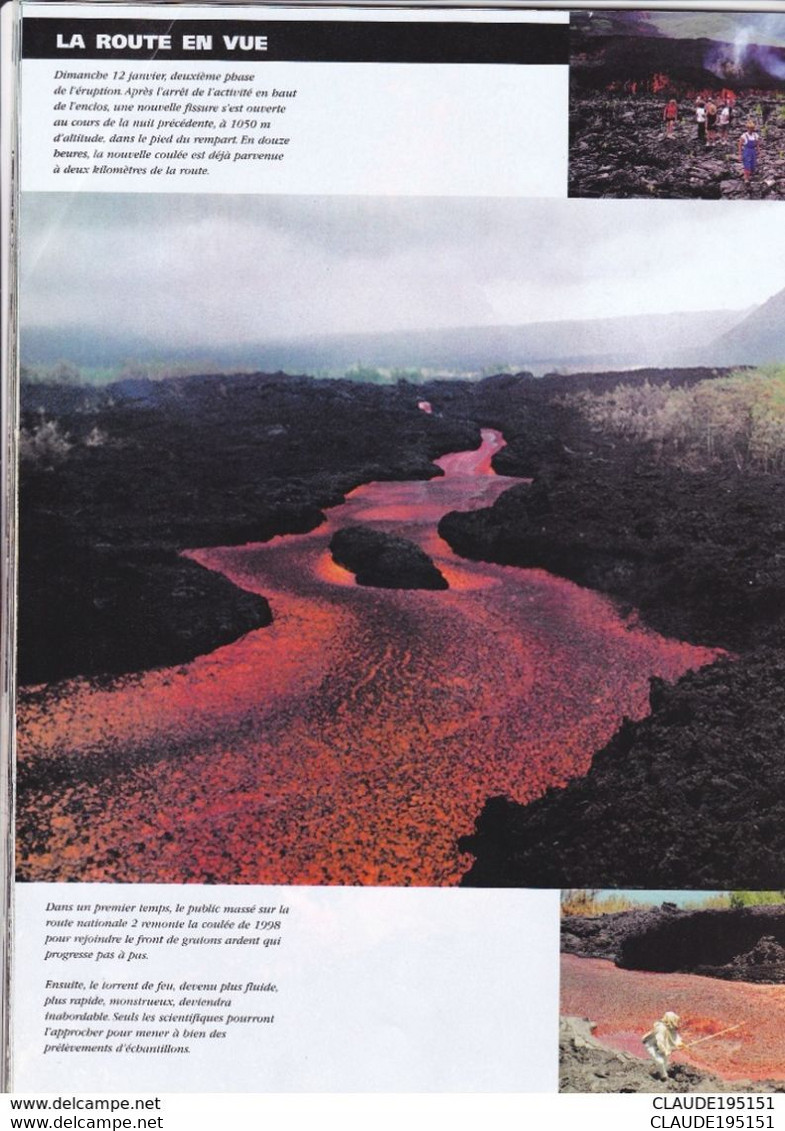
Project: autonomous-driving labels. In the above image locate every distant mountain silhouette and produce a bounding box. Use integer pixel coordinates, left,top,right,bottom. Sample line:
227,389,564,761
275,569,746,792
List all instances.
21,307,745,379
707,285,785,364
571,13,785,93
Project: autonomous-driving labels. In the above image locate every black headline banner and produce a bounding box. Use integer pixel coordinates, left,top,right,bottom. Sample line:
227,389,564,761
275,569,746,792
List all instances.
23,18,568,64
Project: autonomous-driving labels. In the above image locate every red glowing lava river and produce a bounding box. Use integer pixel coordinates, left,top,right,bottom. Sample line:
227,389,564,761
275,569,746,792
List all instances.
17,430,719,885
562,954,785,1082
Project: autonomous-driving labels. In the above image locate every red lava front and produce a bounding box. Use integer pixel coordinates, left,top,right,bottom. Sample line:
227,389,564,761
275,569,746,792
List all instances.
562,954,785,1082
17,431,719,885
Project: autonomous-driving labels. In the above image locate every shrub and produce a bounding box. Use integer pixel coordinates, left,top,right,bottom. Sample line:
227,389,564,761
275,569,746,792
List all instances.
568,366,785,473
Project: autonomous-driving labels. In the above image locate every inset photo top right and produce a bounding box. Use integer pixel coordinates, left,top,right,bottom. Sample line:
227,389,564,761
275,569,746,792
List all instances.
569,10,785,200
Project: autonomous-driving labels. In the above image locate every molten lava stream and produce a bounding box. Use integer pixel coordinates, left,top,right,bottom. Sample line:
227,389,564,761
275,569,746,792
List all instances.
562,954,785,1082
17,430,718,885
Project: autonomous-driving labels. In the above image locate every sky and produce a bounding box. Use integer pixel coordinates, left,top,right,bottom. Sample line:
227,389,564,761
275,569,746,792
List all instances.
20,193,785,348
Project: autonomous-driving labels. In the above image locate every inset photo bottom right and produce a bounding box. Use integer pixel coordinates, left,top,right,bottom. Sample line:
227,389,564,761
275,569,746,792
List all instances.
560,890,785,1093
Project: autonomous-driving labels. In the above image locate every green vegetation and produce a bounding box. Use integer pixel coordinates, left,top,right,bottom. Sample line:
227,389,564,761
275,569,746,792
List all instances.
569,366,785,473
20,356,494,387
22,358,342,387
34,360,441,386
343,363,388,384
20,357,250,387
728,891,785,908
343,364,431,384
686,894,733,910
561,890,654,916
560,890,731,915
562,890,785,916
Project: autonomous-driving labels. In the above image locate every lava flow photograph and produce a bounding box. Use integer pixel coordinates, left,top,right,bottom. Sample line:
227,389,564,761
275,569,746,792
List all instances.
570,10,785,199
15,192,785,886
560,890,785,1092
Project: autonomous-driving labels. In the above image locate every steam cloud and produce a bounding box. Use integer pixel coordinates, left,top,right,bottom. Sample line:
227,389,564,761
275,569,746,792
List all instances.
704,15,785,83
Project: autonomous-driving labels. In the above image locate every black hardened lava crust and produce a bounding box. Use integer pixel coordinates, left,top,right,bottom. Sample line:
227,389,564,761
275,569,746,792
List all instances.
22,365,785,891
19,372,477,684
563,905,785,983
329,525,448,589
443,370,785,889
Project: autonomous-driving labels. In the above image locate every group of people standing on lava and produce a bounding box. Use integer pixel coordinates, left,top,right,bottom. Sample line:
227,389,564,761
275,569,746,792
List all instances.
662,93,761,182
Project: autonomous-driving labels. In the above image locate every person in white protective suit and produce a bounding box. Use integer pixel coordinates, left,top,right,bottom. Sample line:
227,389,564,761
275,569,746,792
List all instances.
642,1011,684,1080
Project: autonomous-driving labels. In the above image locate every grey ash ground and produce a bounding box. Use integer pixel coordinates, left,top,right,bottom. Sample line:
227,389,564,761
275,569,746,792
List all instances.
560,1017,785,1093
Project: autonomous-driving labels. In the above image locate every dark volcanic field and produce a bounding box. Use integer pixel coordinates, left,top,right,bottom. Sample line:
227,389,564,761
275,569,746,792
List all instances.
435,368,785,888
569,18,785,200
20,364,785,888
19,373,477,684
563,905,785,983
570,92,785,200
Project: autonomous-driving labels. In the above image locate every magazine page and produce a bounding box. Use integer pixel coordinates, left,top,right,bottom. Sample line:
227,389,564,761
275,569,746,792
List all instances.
10,0,566,1100
7,0,785,1120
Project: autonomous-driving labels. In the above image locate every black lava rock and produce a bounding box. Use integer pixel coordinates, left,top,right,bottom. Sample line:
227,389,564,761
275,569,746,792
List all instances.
330,525,448,589
563,904,785,985
459,647,785,890
19,371,474,682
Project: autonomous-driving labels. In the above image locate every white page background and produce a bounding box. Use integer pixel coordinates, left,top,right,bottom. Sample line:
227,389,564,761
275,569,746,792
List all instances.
13,884,560,1091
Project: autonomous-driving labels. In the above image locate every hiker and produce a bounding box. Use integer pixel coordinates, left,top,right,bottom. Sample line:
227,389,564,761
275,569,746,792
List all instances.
695,100,707,147
706,98,718,143
718,101,731,144
663,98,679,137
643,1011,684,1081
739,120,760,183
